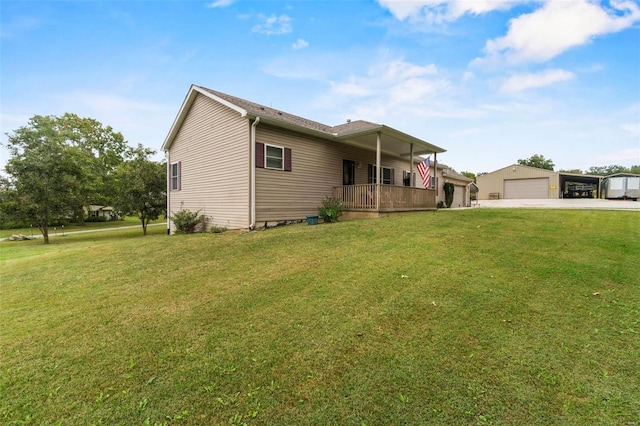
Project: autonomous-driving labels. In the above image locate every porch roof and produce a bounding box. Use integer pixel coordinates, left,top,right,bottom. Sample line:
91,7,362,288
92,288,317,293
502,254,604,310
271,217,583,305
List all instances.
163,85,446,158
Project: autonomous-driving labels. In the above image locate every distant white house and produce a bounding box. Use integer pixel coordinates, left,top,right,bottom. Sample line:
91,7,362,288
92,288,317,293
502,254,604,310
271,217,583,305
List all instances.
88,205,115,221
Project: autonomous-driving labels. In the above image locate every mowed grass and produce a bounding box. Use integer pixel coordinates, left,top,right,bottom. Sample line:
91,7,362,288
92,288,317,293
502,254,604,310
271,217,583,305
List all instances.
0,216,164,239
1,209,638,425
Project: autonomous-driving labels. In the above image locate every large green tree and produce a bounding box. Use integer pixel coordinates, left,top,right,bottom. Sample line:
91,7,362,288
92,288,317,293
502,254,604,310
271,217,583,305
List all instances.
2,115,86,243
114,145,166,235
460,171,476,182
57,113,129,224
1,113,129,243
517,154,555,171
587,165,628,176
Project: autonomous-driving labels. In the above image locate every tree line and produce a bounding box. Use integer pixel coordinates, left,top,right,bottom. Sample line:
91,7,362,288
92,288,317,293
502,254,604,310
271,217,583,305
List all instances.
1,113,166,243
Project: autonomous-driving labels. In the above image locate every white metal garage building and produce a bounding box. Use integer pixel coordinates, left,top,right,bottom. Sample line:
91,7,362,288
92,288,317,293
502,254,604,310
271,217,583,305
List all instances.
477,164,603,200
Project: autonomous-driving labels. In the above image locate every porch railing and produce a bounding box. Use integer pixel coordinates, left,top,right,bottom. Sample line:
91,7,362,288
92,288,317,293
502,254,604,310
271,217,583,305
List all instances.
334,184,436,211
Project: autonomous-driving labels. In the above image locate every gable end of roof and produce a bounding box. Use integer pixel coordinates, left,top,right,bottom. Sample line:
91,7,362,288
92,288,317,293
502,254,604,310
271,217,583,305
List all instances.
162,85,248,151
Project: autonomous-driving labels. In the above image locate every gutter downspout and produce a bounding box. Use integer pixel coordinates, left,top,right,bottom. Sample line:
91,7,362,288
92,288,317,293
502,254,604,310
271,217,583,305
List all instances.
250,117,260,230
166,151,171,235
376,132,381,211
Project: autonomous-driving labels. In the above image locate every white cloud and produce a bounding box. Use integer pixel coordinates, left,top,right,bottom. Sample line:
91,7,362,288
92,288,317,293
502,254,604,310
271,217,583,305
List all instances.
381,60,437,79
252,14,292,35
476,0,640,65
332,80,373,97
462,71,474,82
377,0,529,23
207,0,234,8
501,69,575,92
292,38,309,50
329,60,440,100
317,58,468,125
622,123,640,139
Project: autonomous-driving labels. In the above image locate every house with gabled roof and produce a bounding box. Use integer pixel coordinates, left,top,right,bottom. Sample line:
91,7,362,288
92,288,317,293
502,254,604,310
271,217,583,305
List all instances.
434,165,475,208
162,84,446,232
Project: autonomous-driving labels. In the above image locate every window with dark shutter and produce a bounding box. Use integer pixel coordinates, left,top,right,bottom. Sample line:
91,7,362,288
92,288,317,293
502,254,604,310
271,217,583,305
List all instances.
260,143,291,171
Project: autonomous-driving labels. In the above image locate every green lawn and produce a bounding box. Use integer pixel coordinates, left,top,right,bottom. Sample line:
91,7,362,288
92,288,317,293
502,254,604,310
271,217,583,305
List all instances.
0,216,164,239
1,209,638,425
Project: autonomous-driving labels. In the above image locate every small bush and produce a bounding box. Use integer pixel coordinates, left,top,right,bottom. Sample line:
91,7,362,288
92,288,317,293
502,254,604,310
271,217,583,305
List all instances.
437,201,446,209
318,196,344,223
443,182,455,208
210,224,227,234
171,209,206,234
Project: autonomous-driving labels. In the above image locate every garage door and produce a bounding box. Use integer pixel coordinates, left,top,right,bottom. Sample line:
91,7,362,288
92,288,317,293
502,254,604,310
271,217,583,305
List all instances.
504,178,548,199
452,185,465,207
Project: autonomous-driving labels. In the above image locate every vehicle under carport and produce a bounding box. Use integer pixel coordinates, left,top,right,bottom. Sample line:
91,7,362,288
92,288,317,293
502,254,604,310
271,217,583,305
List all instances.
559,173,602,199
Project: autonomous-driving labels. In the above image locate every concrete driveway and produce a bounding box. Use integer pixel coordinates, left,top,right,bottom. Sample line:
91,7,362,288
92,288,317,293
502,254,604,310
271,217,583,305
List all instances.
470,199,640,211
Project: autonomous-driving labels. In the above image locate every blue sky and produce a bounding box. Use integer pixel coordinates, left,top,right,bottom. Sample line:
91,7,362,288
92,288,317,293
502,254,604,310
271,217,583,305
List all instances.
1,0,639,174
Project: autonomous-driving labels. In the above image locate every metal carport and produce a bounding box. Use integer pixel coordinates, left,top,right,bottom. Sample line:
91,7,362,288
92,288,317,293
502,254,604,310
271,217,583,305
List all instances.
559,173,603,198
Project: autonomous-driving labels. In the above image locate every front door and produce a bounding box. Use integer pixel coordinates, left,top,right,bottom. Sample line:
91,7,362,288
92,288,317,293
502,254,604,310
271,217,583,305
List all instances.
343,160,355,185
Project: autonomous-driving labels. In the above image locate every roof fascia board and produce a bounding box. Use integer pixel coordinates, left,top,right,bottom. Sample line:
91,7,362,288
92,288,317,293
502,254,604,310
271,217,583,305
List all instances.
249,115,419,159
246,113,335,140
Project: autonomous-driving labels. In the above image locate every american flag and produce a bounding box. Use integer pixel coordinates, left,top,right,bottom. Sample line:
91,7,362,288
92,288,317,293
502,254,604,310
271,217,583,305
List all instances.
417,156,431,189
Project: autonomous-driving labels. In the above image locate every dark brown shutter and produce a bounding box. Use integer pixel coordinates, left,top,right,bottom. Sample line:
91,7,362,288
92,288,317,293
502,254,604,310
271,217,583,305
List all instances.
284,148,292,171
177,161,182,190
368,164,373,183
390,168,395,185
255,143,264,168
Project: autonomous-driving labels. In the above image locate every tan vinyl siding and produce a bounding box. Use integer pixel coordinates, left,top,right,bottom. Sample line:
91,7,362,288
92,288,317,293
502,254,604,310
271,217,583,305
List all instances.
255,125,421,222
168,93,250,231
477,165,560,200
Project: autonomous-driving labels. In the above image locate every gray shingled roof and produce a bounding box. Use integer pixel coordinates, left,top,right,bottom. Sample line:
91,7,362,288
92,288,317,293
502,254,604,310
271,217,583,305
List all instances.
164,85,446,154
439,165,473,182
196,86,336,134
331,120,382,136
197,86,396,137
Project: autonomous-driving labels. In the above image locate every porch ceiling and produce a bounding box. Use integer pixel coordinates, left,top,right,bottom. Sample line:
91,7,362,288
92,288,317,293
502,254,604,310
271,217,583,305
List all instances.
335,125,445,159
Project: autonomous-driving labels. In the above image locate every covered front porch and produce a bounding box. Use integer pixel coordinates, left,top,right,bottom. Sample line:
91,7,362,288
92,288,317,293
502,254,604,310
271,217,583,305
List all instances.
330,122,444,213
334,184,436,212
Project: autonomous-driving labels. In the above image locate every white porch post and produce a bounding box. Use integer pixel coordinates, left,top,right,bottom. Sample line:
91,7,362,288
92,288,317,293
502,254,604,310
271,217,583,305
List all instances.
376,132,381,211
434,152,438,195
410,143,414,188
